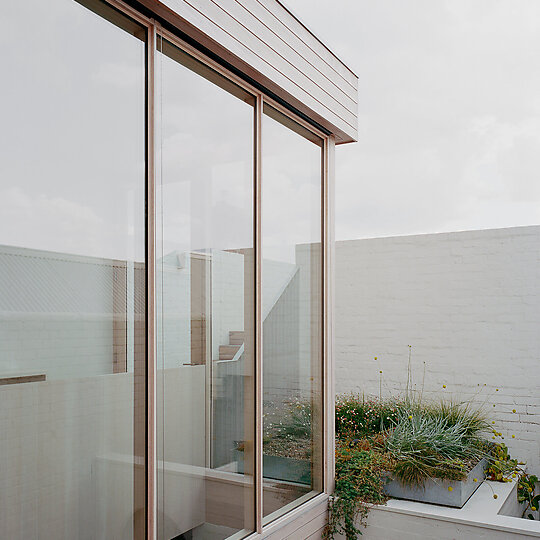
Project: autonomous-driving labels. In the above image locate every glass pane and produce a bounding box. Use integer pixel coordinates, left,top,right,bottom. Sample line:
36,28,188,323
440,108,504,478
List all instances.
156,38,255,540
0,1,146,539
261,104,323,521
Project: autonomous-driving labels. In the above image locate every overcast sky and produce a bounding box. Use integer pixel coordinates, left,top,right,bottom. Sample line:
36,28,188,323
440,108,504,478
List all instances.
3,1,540,261
289,0,540,240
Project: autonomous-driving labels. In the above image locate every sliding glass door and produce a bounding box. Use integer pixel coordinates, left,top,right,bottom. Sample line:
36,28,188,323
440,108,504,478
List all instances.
156,37,255,540
261,105,324,521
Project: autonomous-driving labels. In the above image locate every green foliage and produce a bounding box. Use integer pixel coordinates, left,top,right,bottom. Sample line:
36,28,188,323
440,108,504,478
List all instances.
324,440,393,540
484,443,540,519
329,395,495,538
336,395,491,487
485,443,520,482
518,473,540,520
386,406,490,486
329,343,538,535
423,401,491,438
330,390,538,536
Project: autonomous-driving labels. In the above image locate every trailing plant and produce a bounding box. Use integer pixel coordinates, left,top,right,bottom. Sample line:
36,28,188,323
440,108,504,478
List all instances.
329,394,498,538
330,373,536,536
324,439,393,540
485,443,538,520
518,473,540,520
485,443,521,482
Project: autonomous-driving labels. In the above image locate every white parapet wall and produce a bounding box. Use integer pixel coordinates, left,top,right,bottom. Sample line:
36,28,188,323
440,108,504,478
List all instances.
335,226,540,473
336,479,540,539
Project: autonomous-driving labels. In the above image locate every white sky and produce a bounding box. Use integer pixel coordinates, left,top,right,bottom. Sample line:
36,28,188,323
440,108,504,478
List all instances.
3,0,540,261
288,0,540,240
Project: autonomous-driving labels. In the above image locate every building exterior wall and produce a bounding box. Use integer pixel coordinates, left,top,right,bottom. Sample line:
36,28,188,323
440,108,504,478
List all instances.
0,246,298,370
335,226,540,472
262,494,328,539
0,246,128,380
339,505,540,540
137,0,358,143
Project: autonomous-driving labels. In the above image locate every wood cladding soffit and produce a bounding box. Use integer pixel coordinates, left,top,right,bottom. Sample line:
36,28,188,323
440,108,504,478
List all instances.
139,0,359,143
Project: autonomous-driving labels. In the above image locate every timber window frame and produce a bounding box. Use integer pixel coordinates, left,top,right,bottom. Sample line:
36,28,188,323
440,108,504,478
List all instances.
84,0,335,537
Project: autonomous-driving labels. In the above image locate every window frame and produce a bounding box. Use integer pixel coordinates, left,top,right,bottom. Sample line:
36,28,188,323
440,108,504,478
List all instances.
94,1,334,537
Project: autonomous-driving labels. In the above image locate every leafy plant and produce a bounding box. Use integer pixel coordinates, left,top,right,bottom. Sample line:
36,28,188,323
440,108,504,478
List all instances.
329,393,500,538
324,440,393,539
485,443,521,482
330,384,536,537
518,473,540,520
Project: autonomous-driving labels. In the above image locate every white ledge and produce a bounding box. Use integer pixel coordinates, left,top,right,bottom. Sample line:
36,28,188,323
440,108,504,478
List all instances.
371,479,540,537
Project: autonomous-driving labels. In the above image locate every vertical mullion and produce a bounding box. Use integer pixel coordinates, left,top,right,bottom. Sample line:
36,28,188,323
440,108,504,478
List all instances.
321,137,327,494
323,136,335,494
254,94,263,534
146,21,157,540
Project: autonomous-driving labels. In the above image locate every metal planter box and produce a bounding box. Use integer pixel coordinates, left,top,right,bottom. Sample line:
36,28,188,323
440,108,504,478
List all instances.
384,458,487,508
235,450,311,484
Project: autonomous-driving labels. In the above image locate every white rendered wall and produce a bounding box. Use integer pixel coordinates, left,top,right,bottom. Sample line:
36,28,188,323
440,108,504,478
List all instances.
336,479,540,539
0,366,206,540
335,226,540,472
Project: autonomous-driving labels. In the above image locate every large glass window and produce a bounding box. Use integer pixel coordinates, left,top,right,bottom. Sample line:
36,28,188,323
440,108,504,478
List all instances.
0,1,146,538
156,38,255,540
0,2,329,538
261,105,323,521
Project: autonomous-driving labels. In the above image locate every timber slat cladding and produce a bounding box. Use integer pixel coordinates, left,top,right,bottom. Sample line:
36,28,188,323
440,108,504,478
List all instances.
0,374,46,385
137,0,358,142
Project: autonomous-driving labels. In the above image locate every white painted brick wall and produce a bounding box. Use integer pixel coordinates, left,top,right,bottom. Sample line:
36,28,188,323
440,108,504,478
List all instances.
335,226,540,472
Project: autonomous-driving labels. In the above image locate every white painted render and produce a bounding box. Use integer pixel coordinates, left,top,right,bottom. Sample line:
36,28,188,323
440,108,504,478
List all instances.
0,366,206,539
337,479,540,539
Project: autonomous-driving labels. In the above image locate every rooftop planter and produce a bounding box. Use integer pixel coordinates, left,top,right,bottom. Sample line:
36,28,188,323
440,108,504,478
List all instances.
384,456,487,507
235,450,311,484
325,389,538,539
236,398,312,485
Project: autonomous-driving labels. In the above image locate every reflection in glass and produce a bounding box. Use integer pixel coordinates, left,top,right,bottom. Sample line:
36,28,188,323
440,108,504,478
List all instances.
0,1,146,538
261,105,323,521
156,38,255,540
